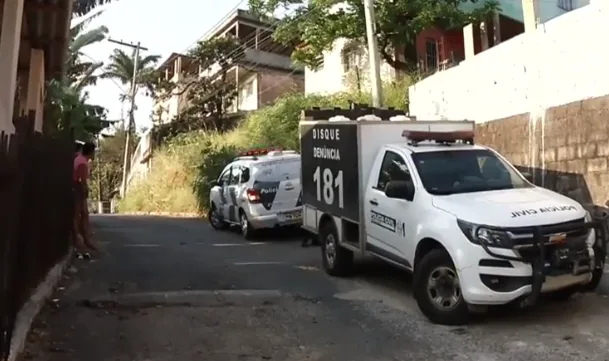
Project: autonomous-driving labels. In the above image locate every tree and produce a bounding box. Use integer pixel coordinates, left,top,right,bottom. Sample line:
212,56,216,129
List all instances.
153,37,242,141
102,49,161,97
45,81,110,140
90,130,128,202
66,23,109,90
44,13,110,139
248,0,499,73
72,0,115,17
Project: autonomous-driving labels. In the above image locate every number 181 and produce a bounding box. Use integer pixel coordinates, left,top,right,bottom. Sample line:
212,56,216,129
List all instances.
313,166,343,208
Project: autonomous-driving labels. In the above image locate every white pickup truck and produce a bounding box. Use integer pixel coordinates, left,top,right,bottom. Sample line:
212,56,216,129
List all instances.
299,108,607,325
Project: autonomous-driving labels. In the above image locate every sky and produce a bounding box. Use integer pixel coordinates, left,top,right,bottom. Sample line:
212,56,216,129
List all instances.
74,0,247,133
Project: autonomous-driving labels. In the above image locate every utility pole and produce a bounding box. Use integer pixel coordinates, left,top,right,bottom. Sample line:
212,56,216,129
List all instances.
108,38,148,198
363,0,383,107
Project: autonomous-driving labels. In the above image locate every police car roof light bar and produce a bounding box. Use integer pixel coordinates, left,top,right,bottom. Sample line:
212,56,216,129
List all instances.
238,147,282,157
402,130,475,145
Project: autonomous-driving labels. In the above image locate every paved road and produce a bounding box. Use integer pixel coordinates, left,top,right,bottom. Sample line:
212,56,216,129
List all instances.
23,215,609,361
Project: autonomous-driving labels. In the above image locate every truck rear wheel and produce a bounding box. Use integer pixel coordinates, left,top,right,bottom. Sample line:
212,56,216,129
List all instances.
413,249,470,325
320,221,353,277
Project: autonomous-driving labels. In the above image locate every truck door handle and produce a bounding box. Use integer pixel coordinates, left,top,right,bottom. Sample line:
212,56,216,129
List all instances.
369,199,378,206
285,186,294,191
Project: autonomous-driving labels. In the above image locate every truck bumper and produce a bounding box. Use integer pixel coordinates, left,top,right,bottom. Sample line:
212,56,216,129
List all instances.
458,218,607,306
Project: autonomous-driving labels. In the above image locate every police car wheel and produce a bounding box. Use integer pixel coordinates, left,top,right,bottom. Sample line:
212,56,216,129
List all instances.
414,249,470,326
319,221,353,277
208,205,227,230
240,212,256,239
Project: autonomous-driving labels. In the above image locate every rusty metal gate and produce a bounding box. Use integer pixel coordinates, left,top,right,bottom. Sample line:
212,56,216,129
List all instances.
0,114,74,360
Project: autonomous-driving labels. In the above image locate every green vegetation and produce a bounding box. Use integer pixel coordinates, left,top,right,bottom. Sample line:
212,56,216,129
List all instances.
248,0,499,73
118,78,411,214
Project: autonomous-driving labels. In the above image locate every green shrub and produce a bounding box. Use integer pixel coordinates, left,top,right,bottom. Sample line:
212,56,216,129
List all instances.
117,132,209,214
119,79,412,214
241,92,348,151
192,132,243,213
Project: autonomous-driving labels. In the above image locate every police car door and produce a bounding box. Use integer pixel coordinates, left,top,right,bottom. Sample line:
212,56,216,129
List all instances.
364,150,414,266
213,166,232,218
224,165,243,223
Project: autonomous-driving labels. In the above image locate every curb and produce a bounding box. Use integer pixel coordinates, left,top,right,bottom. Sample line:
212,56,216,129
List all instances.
8,249,73,361
121,212,204,218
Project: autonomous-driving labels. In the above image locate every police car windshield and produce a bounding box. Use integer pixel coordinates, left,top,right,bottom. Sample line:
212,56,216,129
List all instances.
252,158,300,182
411,149,532,195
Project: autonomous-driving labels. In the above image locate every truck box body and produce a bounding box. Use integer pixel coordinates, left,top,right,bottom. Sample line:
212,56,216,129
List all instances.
299,118,474,236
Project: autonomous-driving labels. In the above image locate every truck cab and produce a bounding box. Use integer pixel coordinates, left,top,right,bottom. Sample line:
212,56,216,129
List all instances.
299,108,607,325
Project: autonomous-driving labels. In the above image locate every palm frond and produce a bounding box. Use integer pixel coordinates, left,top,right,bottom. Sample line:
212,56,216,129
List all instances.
70,8,105,33
72,0,115,17
72,61,104,91
70,25,109,55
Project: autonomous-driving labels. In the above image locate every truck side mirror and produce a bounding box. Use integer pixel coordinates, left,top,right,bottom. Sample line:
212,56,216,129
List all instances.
385,180,415,201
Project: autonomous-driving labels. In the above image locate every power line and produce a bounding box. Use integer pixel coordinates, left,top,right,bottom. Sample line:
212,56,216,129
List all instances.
179,0,248,55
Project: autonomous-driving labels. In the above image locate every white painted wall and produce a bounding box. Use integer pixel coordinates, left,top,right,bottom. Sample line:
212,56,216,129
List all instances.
305,38,396,95
408,2,608,122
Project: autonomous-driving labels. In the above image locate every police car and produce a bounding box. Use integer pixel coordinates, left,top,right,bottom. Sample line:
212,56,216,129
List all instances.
208,147,303,239
299,108,608,325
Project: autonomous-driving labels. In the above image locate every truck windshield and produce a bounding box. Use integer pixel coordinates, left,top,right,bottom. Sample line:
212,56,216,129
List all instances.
411,149,532,195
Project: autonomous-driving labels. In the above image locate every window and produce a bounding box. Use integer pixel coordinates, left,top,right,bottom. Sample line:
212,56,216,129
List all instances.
425,39,438,72
229,166,242,185
376,151,412,191
411,149,532,195
242,81,254,98
342,49,362,72
240,167,251,183
557,0,573,11
252,158,301,182
218,167,231,186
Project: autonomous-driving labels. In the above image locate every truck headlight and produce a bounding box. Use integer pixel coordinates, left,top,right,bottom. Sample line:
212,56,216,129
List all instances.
585,210,592,223
457,219,514,249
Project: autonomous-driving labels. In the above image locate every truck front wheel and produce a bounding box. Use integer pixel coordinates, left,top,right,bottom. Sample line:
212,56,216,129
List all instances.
413,249,470,325
320,221,353,277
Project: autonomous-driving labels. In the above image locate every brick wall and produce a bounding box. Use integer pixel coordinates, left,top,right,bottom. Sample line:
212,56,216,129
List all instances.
476,95,609,208
257,69,304,107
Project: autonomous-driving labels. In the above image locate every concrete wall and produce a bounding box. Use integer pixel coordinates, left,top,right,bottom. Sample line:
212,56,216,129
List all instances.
408,2,607,122
476,95,609,208
257,69,304,107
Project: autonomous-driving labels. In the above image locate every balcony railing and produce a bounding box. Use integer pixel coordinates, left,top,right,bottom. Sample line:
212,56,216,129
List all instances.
199,48,300,78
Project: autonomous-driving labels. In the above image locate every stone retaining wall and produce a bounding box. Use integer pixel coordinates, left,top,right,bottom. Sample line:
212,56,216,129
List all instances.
476,95,609,208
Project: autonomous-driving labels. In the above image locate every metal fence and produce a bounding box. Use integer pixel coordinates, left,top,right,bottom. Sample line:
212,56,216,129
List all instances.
0,114,74,360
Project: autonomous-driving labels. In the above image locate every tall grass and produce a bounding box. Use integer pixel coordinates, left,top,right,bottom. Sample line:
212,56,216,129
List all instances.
118,79,411,214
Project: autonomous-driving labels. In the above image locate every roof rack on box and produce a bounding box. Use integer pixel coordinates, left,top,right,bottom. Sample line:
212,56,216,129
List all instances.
300,106,410,121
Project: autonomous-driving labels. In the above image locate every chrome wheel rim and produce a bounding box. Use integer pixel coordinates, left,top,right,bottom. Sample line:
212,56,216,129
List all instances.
325,234,336,266
427,266,461,310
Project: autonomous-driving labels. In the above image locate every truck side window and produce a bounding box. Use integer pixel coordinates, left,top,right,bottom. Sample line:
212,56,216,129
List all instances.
376,151,412,191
